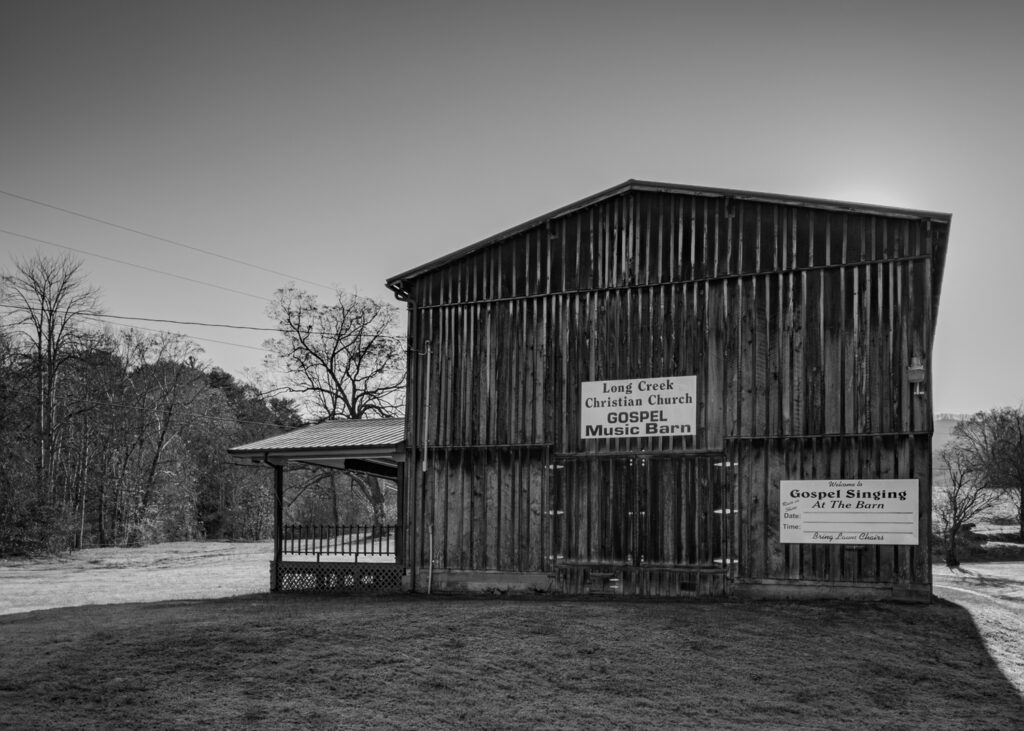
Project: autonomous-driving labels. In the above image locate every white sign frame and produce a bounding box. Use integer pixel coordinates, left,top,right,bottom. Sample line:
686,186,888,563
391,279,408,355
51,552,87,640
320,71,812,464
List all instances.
580,376,697,440
780,479,919,545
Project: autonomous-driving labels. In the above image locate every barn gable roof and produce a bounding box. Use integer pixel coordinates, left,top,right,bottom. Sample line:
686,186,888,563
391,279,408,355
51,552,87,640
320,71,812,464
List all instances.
386,179,951,295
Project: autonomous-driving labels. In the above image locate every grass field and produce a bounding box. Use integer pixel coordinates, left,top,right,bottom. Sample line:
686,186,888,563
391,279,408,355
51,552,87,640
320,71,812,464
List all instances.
1,543,1023,730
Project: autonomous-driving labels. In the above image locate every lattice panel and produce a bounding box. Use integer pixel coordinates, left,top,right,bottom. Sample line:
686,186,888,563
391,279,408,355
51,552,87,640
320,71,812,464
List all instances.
275,562,405,593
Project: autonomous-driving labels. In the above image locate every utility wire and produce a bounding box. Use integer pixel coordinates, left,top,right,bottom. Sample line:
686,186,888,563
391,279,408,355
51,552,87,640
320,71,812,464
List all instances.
0,228,269,302
0,188,334,291
81,315,269,352
0,304,267,352
0,303,408,341
96,313,277,332
94,312,408,340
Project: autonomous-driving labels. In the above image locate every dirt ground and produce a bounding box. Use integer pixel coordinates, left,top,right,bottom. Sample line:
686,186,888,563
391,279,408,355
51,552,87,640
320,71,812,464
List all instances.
0,541,271,615
932,561,1024,694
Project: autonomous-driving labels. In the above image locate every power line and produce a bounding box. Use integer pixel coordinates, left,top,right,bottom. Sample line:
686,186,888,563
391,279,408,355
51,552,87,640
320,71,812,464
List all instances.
82,315,270,352
1,306,410,387
0,304,268,353
94,312,408,340
0,303,408,341
96,313,276,332
0,228,270,302
0,188,334,291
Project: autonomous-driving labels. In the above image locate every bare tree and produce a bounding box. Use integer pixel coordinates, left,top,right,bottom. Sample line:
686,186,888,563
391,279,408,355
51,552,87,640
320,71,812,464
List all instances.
264,287,405,524
264,287,405,418
1,254,101,499
951,407,1024,540
935,444,1002,568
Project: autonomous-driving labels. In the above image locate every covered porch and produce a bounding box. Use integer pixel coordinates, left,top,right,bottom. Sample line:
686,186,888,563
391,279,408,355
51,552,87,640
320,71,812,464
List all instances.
228,418,407,593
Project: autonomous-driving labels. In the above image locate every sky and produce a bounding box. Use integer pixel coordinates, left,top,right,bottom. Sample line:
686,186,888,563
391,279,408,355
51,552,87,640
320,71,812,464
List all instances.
1,0,1021,416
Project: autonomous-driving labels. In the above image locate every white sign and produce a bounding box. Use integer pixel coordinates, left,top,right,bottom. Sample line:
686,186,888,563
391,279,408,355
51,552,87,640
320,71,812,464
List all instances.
780,479,919,545
580,376,697,439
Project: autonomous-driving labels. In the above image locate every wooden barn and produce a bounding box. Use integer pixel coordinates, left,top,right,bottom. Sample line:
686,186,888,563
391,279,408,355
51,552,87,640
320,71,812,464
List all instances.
385,180,951,601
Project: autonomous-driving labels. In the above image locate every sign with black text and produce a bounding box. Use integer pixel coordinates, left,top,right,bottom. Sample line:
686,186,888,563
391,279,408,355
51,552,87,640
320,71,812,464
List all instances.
580,376,697,439
780,479,919,545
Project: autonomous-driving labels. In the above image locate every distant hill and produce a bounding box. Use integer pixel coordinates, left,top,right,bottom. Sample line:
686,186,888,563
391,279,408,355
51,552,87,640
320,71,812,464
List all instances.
932,415,971,487
933,415,969,454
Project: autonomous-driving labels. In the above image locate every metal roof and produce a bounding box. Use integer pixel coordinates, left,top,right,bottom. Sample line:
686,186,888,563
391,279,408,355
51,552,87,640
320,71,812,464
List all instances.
228,418,405,478
385,178,953,295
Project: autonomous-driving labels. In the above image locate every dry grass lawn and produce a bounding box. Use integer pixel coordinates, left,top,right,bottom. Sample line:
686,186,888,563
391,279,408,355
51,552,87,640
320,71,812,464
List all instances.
1,543,1022,730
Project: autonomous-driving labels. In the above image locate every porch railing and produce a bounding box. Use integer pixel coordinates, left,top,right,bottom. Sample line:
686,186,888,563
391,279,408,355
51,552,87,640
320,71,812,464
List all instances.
281,524,398,561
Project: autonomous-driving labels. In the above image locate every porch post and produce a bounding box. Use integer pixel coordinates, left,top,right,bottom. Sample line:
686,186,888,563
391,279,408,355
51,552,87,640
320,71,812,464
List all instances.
395,467,405,564
273,463,283,591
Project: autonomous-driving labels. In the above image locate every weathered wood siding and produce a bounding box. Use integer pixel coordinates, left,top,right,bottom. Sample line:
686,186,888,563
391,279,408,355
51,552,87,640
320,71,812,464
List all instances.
398,188,948,592
553,455,736,568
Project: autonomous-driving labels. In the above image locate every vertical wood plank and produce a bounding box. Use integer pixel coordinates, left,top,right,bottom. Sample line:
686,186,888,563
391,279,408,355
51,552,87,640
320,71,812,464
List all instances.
740,277,756,438
482,449,496,570
786,439,802,580
723,279,739,440
877,436,896,582
827,437,843,583
800,439,820,580
767,274,782,437
766,440,786,578
804,269,823,435
705,281,724,451
499,449,513,570
530,453,545,571
780,273,793,435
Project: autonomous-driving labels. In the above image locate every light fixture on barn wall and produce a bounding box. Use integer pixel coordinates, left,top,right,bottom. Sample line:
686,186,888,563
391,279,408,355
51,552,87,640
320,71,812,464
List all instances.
908,356,927,396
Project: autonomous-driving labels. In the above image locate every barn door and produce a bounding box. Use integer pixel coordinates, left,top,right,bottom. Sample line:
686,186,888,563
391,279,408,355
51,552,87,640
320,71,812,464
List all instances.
552,455,737,571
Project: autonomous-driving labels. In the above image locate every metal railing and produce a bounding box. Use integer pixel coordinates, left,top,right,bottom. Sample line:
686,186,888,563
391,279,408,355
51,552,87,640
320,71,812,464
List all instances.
281,524,398,561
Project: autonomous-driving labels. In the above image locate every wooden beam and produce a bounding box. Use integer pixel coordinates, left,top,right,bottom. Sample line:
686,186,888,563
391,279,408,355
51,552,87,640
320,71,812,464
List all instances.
273,464,283,591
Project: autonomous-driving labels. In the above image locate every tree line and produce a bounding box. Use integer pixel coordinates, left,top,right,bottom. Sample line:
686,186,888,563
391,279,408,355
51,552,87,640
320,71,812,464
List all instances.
0,253,405,556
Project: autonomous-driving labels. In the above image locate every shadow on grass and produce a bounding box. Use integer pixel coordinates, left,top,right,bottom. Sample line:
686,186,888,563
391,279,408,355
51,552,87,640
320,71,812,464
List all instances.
1,593,1022,730
946,566,1024,592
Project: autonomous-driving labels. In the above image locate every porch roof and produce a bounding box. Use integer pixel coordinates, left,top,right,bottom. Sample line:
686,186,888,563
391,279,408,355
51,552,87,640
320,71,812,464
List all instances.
228,417,406,480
